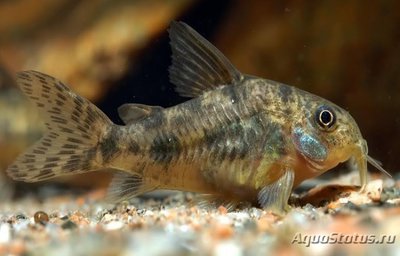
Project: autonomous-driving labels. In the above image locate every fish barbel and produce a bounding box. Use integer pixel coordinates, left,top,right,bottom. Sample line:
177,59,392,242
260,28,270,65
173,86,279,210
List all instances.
7,22,390,212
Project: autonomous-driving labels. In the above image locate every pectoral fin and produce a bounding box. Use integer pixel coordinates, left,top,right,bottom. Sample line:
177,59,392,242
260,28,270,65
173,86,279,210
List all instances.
258,170,294,213
106,172,157,202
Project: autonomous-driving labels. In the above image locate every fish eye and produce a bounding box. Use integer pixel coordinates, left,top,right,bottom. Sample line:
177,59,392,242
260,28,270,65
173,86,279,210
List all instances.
315,106,336,131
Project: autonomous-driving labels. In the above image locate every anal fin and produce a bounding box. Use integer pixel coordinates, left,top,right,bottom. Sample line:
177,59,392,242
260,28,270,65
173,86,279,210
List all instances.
106,172,157,203
258,170,295,214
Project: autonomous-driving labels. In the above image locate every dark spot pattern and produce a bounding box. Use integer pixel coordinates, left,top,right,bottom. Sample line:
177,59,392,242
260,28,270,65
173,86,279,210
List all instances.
150,133,182,165
35,169,54,180
278,84,293,103
171,114,186,127
142,111,166,130
222,86,240,104
201,168,217,185
99,125,121,163
128,140,141,154
180,97,203,114
201,114,287,164
7,71,112,182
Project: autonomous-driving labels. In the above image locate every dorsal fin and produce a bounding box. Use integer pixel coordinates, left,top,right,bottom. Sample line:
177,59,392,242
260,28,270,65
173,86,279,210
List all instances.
168,21,243,98
118,103,163,124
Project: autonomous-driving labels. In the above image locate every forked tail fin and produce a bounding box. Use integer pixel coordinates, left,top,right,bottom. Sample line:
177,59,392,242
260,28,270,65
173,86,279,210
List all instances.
7,71,112,182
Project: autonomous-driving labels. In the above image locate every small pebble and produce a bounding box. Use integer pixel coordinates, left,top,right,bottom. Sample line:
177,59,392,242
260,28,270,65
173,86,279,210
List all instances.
104,221,124,231
214,241,242,256
366,179,383,202
61,220,78,230
248,208,263,218
227,212,250,222
257,217,273,232
213,223,234,239
9,240,26,255
13,219,30,233
15,214,27,220
0,223,11,243
102,213,116,223
216,216,232,226
34,211,49,225
60,215,69,221
218,206,228,215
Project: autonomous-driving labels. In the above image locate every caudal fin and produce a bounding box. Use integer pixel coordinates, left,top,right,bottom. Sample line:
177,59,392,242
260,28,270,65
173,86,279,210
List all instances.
7,71,112,182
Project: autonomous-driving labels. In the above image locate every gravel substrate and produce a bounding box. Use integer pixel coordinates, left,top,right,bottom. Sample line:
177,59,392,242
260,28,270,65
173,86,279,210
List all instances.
0,171,399,256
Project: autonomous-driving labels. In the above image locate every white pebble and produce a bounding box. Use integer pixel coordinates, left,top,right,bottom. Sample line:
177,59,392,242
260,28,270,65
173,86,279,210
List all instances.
248,208,263,218
178,224,191,233
13,219,30,233
102,213,115,222
214,241,242,256
216,216,232,225
144,210,154,217
104,220,124,230
227,212,250,221
0,223,11,243
165,222,176,233
291,210,307,223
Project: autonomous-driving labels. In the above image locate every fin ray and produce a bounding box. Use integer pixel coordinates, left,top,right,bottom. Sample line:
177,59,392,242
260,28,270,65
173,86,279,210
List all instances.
106,172,156,202
195,194,247,211
7,71,112,182
258,170,294,213
168,21,242,98
118,103,163,124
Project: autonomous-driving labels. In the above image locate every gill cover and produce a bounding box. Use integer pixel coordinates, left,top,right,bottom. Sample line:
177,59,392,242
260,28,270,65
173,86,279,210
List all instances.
293,127,327,164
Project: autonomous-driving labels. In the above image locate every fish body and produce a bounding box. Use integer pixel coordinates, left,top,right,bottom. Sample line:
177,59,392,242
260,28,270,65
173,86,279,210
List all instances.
7,22,389,212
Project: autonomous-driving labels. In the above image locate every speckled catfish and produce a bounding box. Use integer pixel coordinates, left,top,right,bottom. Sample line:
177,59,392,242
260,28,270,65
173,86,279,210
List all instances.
7,21,390,212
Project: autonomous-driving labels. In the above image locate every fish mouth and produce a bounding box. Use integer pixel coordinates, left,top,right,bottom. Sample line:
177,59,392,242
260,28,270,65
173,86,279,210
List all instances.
350,139,391,190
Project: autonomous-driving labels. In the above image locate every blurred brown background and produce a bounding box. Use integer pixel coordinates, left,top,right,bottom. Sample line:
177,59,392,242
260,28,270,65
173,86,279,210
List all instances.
0,0,399,189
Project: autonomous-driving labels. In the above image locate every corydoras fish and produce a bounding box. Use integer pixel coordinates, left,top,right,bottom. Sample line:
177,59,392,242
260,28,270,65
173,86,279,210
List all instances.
7,21,390,212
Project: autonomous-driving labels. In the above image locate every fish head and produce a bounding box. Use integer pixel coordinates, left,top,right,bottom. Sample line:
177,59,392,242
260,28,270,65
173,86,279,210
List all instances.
291,97,389,187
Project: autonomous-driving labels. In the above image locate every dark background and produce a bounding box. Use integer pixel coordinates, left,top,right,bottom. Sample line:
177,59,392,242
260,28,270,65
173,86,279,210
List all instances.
0,0,399,186
98,0,234,120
